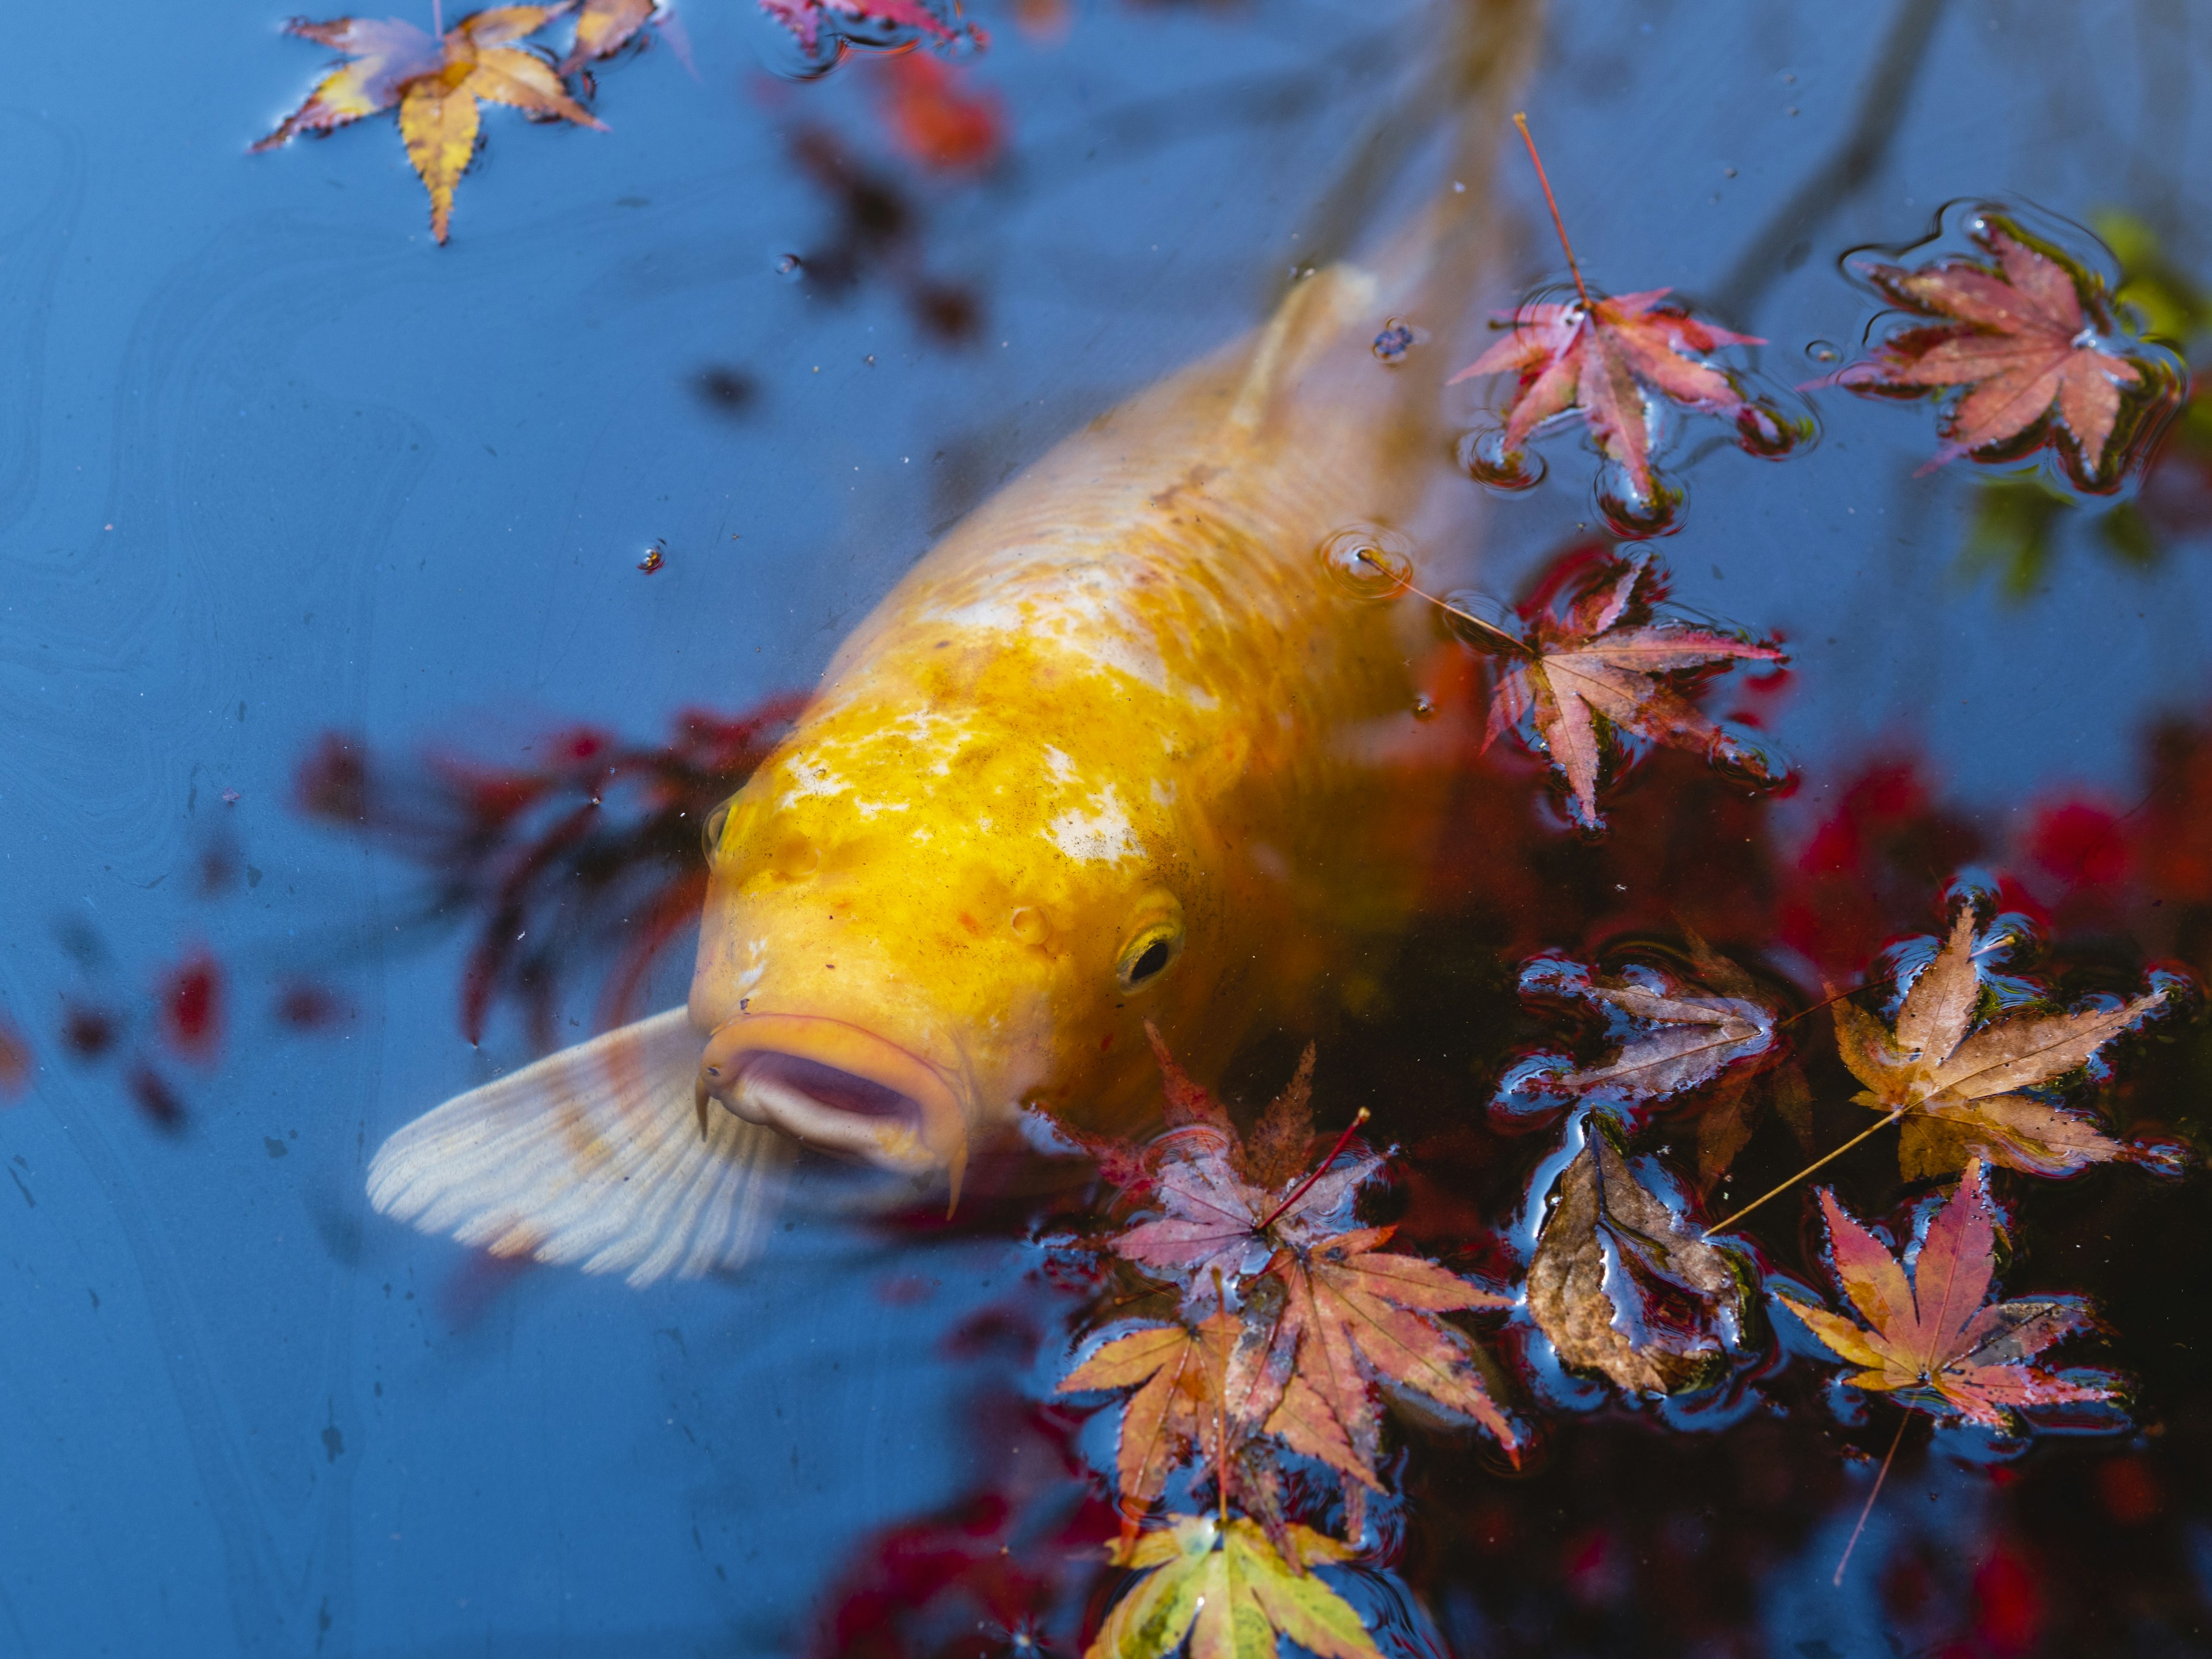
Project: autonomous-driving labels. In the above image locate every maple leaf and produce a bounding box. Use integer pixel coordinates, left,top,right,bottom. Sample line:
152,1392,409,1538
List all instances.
1778,1160,2119,1432
759,0,972,58
1058,1314,1240,1542
1108,1038,1379,1303
1085,1514,1380,1659
1468,545,1788,833
1526,1119,1748,1396
561,0,667,71
256,5,604,244
1264,1223,1517,1487
1827,213,2177,488
1452,288,1766,505
1832,903,2169,1179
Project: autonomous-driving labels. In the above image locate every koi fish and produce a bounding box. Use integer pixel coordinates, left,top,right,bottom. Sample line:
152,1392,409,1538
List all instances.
366,1,1540,1284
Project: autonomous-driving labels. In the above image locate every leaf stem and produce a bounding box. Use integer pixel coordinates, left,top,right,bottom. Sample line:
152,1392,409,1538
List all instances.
1354,550,1533,658
1834,1410,1910,1586
1703,1108,1906,1236
1258,1109,1372,1232
433,0,444,36
1514,114,1590,310
1211,1267,1230,1527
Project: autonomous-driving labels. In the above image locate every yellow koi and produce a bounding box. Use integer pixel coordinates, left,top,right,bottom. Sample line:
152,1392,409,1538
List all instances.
367,1,1540,1283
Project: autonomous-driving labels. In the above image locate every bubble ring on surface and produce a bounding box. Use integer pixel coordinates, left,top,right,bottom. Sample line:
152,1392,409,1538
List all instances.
1317,525,1415,600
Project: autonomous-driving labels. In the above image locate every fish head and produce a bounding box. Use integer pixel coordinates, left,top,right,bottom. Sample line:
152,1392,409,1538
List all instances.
687,688,1235,1181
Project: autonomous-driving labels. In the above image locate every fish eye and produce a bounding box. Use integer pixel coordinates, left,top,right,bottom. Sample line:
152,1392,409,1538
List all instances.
702,798,734,863
1116,921,1183,991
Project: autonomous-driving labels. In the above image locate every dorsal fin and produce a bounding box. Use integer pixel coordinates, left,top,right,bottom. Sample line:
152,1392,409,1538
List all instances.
1225,263,1381,435
366,1007,792,1287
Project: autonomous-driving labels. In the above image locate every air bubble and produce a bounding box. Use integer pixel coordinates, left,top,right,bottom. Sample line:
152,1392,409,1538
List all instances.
1372,319,1419,365
1317,525,1414,600
1734,398,1812,459
1705,728,1794,794
1593,465,1683,539
1805,339,1841,364
1459,428,1546,491
1411,694,1438,721
775,254,804,279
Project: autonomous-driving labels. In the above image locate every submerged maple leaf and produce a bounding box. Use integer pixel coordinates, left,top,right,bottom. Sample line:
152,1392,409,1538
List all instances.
1465,545,1789,833
256,5,604,244
1833,902,2169,1179
1779,1160,2119,1432
1086,1514,1380,1659
1827,212,2179,488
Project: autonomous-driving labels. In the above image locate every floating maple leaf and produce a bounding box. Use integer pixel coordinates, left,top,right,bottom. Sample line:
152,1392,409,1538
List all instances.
1779,1160,2119,1433
760,0,976,65
256,5,604,244
561,0,674,71
1059,1313,1240,1540
1825,210,2183,490
1086,1514,1380,1659
1458,544,1789,833
1449,118,1792,529
1526,1119,1749,1396
1833,901,2169,1179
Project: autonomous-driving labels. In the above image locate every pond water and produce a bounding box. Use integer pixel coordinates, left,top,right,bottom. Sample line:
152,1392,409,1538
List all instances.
2,0,2209,1655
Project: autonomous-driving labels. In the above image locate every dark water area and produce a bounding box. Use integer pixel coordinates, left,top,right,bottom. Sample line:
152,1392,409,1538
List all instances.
3,1,2210,1656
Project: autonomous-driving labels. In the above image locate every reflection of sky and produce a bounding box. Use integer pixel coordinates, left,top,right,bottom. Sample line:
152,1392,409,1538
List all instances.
0,0,2207,1652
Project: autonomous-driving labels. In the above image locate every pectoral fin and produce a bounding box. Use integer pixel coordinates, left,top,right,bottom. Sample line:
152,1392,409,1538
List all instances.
366,1006,792,1287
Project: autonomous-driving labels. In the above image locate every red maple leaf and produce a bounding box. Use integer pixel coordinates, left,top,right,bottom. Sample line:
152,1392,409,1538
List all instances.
1826,213,2177,488
1452,288,1764,505
759,0,974,56
1468,545,1788,833
1779,1160,2118,1433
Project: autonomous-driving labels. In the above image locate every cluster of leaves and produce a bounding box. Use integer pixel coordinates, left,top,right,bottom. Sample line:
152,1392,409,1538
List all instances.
293,695,804,1047
1488,882,2177,1429
255,0,984,242
1054,1037,1516,1658
1437,541,1790,834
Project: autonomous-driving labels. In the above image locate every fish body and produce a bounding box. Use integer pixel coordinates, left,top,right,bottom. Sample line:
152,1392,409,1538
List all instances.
366,1,1538,1281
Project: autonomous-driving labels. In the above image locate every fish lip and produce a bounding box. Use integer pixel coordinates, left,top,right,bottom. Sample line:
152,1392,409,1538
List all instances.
698,1012,967,1175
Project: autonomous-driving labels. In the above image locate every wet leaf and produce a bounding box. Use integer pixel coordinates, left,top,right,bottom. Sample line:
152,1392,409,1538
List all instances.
1476,546,1789,832
1266,1224,1517,1484
256,5,605,244
1059,1314,1240,1538
1527,1120,1747,1395
1833,904,2168,1179
1779,1160,2119,1432
562,0,661,69
1088,1514,1380,1659
1825,214,2177,487
1452,288,1764,505
760,0,971,56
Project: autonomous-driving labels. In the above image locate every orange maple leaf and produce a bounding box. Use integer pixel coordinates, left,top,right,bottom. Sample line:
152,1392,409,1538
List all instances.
256,5,605,244
1830,214,2174,487
1472,546,1787,833
561,0,671,73
1779,1160,2119,1433
1057,1313,1240,1546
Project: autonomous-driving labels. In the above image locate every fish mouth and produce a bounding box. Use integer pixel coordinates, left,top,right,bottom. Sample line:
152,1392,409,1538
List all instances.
696,1013,967,1177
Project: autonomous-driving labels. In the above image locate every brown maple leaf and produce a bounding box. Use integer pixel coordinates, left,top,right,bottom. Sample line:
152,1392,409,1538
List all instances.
1828,213,2174,487
1527,1120,1748,1396
1470,546,1788,832
1779,1160,2119,1432
1832,903,2168,1179
256,5,604,244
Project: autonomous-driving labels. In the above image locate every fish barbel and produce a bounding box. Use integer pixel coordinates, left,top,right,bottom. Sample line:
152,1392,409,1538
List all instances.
367,0,1541,1283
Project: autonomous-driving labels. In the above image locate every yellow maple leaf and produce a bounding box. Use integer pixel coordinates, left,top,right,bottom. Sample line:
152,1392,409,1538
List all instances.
1832,905,2166,1179
1086,1514,1380,1659
256,5,605,244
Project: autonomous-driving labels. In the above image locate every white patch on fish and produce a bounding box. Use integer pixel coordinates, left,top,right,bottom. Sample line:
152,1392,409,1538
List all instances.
1044,786,1143,865
927,558,1218,705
